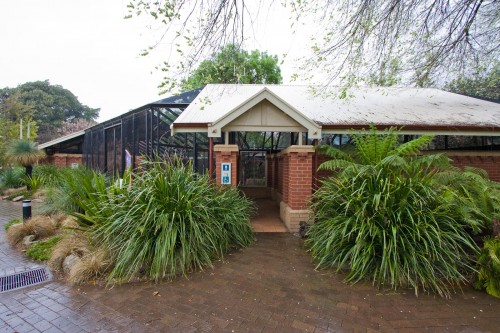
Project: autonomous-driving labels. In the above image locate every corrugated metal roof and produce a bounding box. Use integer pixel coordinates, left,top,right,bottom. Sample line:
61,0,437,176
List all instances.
173,84,500,131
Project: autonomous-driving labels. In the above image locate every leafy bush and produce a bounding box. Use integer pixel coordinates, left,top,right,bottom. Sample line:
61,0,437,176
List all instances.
26,236,63,261
0,167,25,189
90,159,254,282
309,127,481,297
474,237,500,298
434,167,500,233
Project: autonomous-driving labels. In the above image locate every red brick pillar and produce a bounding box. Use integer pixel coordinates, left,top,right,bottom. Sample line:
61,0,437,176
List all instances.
282,153,290,204
279,145,315,232
214,145,239,187
277,154,284,196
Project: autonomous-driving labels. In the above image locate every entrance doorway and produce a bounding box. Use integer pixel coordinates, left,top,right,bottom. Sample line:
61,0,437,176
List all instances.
239,151,266,187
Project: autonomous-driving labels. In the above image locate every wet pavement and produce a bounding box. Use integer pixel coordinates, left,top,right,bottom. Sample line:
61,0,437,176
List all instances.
1,200,500,332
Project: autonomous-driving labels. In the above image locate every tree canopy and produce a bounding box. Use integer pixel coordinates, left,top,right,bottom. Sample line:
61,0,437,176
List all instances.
126,0,499,89
0,80,99,143
446,64,500,101
178,44,282,92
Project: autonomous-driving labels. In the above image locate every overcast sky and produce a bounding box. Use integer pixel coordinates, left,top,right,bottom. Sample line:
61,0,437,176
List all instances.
0,1,310,122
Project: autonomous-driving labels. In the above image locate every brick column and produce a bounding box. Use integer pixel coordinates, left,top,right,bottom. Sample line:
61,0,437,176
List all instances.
214,145,239,187
278,145,315,232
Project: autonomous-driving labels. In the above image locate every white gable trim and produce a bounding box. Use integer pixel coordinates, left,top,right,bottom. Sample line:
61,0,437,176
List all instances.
207,88,322,139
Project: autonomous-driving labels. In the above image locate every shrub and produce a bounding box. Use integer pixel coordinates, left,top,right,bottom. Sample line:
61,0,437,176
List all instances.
309,127,481,297
33,164,65,187
24,176,43,192
43,167,117,221
26,236,63,261
474,237,500,298
0,167,25,189
91,159,254,282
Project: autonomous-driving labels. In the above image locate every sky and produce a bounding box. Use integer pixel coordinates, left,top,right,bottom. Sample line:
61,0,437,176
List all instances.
0,0,311,122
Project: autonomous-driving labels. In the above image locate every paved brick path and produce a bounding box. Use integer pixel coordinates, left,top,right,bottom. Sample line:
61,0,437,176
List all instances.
1,199,500,332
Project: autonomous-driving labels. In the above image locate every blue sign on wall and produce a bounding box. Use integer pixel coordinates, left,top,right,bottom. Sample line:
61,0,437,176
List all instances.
221,163,231,185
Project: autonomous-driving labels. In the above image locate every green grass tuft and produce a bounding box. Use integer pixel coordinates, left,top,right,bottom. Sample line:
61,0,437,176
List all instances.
26,235,63,261
4,217,22,231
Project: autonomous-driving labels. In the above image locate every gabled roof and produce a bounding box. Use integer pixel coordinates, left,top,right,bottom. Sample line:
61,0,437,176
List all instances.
172,84,500,136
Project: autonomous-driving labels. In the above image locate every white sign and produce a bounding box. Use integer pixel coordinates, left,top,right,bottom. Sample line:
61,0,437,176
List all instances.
221,163,231,185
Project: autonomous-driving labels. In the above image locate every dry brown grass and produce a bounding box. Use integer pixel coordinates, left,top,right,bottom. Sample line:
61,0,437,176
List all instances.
68,248,112,285
2,187,27,196
32,188,49,199
49,212,80,229
48,233,92,273
6,215,57,245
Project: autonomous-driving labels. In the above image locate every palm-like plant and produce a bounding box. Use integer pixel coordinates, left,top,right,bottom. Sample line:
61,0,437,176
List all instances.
6,140,46,189
309,127,486,297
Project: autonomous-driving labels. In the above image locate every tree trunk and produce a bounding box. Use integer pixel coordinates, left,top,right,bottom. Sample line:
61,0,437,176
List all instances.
25,165,33,190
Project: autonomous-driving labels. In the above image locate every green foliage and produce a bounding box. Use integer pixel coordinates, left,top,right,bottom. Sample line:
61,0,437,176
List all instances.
318,126,434,171
6,140,45,167
0,80,100,143
475,237,500,298
4,217,22,231
367,58,402,87
24,176,43,192
26,236,63,261
0,92,38,165
89,159,254,282
32,164,67,187
179,44,282,92
446,64,500,101
0,167,25,189
310,128,483,297
433,167,500,233
47,167,116,224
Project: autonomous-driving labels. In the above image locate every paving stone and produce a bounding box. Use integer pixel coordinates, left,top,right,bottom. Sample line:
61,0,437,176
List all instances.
1,200,500,332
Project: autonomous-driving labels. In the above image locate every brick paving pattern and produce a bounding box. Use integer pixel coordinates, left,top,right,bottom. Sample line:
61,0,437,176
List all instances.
1,199,499,332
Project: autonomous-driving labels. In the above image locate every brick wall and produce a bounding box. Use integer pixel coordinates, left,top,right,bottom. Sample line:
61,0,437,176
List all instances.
318,151,500,182
444,152,500,182
45,154,82,167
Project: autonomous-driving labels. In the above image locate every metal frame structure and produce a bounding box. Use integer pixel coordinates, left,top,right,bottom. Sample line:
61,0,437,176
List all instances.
82,88,221,176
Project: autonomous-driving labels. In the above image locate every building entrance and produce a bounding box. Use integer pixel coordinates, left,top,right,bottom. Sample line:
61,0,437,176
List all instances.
239,151,266,187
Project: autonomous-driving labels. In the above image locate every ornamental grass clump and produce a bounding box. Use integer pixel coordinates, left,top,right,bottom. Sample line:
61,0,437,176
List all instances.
92,159,254,283
308,127,483,297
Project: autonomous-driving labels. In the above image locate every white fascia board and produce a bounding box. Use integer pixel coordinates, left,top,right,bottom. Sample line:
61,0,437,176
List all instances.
322,129,500,136
38,130,86,149
208,88,322,138
170,124,208,135
223,125,307,132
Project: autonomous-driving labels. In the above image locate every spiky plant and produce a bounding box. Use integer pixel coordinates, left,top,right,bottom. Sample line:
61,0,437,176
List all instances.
6,140,46,189
309,127,482,297
92,158,254,283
